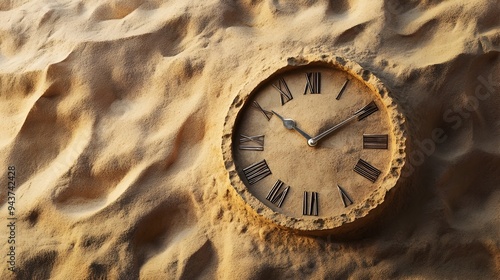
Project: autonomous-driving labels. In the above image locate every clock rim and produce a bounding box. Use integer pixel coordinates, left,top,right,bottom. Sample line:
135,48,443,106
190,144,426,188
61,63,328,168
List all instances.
221,54,407,234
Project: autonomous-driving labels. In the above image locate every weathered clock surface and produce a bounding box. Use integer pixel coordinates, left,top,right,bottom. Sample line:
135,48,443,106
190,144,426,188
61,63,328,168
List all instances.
222,56,406,233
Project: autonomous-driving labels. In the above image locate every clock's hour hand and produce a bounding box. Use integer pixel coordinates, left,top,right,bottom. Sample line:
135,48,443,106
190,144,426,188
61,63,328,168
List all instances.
272,111,312,141
307,102,373,147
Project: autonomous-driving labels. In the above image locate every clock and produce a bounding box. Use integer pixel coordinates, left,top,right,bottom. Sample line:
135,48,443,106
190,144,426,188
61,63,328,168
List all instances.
222,55,406,235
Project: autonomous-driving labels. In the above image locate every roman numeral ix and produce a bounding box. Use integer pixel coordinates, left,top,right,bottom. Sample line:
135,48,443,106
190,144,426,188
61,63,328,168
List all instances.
304,72,321,94
363,134,388,149
252,101,273,121
337,185,353,207
303,191,318,216
239,134,264,151
266,180,290,208
273,77,293,105
243,159,272,185
354,159,381,183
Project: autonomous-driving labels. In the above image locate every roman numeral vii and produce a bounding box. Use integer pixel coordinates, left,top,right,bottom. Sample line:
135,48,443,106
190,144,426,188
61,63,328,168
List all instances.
266,180,290,208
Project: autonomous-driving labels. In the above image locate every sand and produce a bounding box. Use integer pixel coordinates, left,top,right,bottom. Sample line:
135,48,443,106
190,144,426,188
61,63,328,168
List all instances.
0,0,499,279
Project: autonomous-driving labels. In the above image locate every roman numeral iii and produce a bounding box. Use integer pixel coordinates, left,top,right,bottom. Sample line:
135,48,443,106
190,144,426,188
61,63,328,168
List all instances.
252,101,273,121
363,134,388,149
239,134,264,151
273,77,293,105
243,160,272,185
303,191,318,216
266,180,290,208
304,72,321,94
354,159,381,183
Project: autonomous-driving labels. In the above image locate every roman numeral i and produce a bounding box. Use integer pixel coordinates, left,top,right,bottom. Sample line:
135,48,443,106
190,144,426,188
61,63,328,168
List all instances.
336,79,349,100
242,159,272,185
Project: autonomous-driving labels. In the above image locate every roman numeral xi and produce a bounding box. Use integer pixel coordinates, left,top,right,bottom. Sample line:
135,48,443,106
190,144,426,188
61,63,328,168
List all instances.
273,77,293,105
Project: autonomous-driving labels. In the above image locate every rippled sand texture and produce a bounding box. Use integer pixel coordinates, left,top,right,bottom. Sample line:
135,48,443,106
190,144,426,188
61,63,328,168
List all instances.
1,0,499,279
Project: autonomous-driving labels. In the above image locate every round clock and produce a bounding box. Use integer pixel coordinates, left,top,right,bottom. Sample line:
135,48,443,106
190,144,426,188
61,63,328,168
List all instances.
222,55,406,235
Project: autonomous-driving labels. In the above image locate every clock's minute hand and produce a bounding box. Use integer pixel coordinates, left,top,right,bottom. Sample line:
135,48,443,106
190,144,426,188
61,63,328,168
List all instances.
272,111,312,141
307,102,371,147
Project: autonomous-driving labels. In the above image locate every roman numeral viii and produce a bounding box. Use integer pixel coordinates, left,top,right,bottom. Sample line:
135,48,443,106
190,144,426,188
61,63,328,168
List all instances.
363,134,388,149
304,72,321,94
243,159,272,185
266,180,290,208
273,77,293,105
354,159,381,183
303,191,318,216
239,134,264,151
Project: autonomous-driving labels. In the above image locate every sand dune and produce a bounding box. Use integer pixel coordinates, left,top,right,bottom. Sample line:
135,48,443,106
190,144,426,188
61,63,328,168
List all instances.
1,0,499,279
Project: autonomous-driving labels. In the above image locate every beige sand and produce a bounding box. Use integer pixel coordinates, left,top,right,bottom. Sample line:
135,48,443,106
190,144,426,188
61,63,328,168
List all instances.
1,0,499,279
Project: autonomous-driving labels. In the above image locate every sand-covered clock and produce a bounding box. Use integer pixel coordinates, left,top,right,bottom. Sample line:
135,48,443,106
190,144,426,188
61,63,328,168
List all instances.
222,55,406,235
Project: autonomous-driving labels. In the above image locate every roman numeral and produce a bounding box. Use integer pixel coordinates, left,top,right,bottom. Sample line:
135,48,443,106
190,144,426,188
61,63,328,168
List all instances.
239,134,265,151
272,77,293,105
354,159,381,183
252,101,273,121
363,134,388,149
337,185,353,207
266,180,290,208
336,79,349,100
357,101,378,121
302,191,318,216
243,159,272,185
303,72,321,94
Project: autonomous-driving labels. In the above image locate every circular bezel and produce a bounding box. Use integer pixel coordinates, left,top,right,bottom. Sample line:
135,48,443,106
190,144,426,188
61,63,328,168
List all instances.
222,54,406,234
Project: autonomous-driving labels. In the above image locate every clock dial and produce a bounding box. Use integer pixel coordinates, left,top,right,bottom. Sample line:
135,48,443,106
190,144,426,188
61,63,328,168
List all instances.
222,57,406,233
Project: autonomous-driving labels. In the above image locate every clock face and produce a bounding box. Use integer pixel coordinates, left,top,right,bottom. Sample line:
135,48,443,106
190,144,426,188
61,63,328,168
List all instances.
222,58,406,233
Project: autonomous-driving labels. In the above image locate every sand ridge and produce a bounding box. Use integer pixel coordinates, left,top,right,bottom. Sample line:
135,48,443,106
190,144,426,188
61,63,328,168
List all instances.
0,0,499,279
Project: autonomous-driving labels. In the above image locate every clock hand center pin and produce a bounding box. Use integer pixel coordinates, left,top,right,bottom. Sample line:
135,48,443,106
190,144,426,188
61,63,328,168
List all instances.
272,110,312,142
